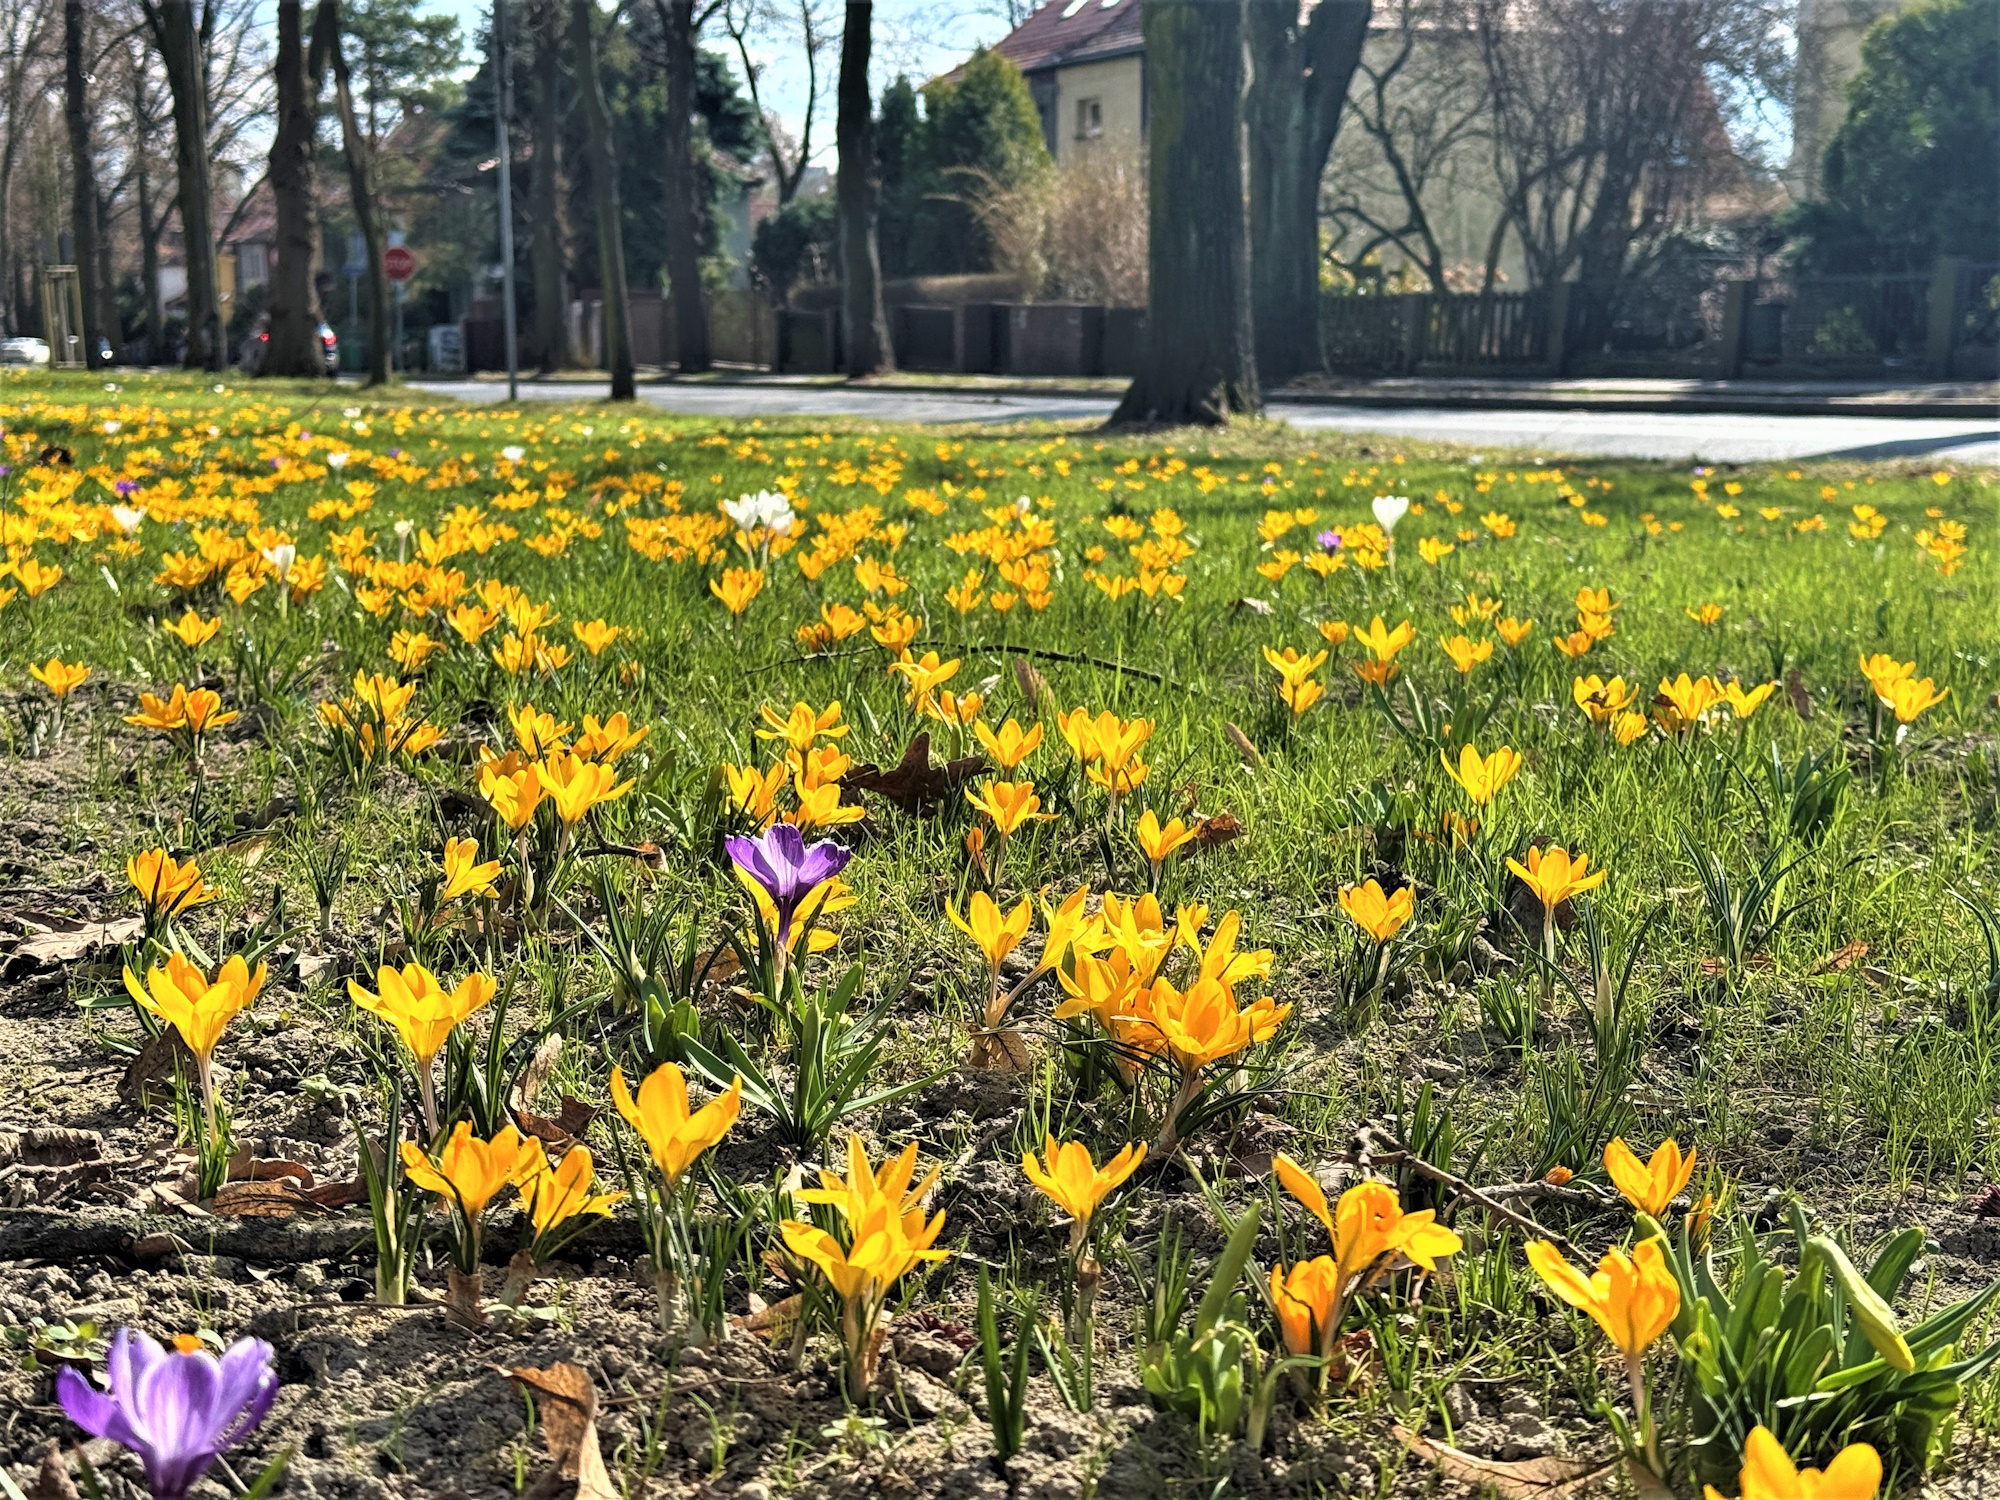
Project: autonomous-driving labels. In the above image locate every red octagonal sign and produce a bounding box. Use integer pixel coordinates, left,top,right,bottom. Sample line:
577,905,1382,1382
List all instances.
383,245,418,282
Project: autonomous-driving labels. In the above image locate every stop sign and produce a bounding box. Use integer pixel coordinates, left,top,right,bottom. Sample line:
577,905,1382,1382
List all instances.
383,245,418,282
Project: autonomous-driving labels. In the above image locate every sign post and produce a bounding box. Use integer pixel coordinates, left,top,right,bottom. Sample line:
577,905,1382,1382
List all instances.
384,245,416,375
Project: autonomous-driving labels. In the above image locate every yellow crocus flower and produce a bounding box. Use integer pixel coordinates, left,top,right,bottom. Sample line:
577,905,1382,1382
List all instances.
127,848,216,918
1136,808,1197,869
609,1062,742,1184
439,837,501,901
1021,1137,1146,1252
1441,743,1522,806
974,717,1043,768
1338,878,1413,943
1525,1236,1679,1357
965,778,1051,837
948,890,1033,971
1604,1136,1697,1218
29,657,88,698
1705,1426,1880,1500
1506,845,1607,913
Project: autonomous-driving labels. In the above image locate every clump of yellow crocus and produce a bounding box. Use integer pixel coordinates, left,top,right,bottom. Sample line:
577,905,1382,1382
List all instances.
1527,1235,1679,1475
127,848,216,928
1023,1136,1145,1333
1263,645,1327,717
348,963,496,1137
782,1137,949,1399
401,1121,544,1325
948,891,1034,1069
1338,877,1413,1008
503,1144,624,1305
28,657,87,738
123,953,265,1158
1507,845,1607,961
1271,1156,1461,1389
1704,1426,1880,1500
610,1062,743,1335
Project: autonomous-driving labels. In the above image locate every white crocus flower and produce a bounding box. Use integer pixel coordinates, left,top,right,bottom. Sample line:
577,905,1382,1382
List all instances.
261,544,297,579
1371,494,1411,533
102,419,122,434
501,445,526,463
723,490,795,536
327,450,349,469
343,407,362,418
111,505,145,536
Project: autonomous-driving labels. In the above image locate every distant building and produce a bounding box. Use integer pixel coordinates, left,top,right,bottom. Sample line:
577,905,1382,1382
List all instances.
987,0,1144,168
1787,0,1908,201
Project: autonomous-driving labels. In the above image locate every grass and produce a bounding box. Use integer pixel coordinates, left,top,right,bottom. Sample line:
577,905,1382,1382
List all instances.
3,365,1998,1494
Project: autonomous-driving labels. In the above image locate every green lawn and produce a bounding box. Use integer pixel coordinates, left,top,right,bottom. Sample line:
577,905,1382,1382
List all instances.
3,367,1997,1497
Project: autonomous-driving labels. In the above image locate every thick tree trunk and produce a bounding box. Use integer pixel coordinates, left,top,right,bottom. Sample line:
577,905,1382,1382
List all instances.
138,165,163,360
1247,0,1369,388
836,0,891,376
327,3,390,385
1112,0,1258,425
529,0,572,372
94,186,116,350
571,0,633,398
659,0,708,371
155,0,221,369
63,0,104,368
264,0,335,376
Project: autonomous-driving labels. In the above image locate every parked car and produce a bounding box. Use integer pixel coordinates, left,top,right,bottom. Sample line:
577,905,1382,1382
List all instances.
239,315,339,375
0,336,50,366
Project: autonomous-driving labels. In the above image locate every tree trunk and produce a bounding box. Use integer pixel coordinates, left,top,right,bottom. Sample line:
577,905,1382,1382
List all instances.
264,0,335,376
836,0,891,376
94,185,116,351
1247,0,1369,388
571,0,633,397
155,0,221,369
1112,0,1258,425
529,0,571,372
138,163,163,360
63,0,104,368
326,1,390,385
659,0,708,372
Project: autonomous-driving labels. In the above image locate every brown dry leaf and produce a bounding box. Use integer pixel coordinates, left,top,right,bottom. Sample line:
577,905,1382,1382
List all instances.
1785,666,1813,720
1191,811,1245,850
209,1180,315,1217
226,1150,317,1189
518,1095,599,1148
1012,656,1051,710
119,1028,197,1111
1812,940,1869,975
845,733,983,815
13,915,143,968
1224,723,1264,770
215,834,270,868
297,1177,367,1209
504,1363,616,1500
0,1129,103,1168
735,1292,803,1344
1394,1426,1617,1500
965,1030,1031,1074
28,1441,81,1500
509,1033,563,1119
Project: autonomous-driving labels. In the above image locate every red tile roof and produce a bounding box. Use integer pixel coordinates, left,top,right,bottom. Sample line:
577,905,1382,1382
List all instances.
991,0,1143,75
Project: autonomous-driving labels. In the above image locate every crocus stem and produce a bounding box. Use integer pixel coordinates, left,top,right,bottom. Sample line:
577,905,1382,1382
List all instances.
195,1055,219,1149
416,1066,439,1142
1626,1352,1663,1476
1150,1069,1206,1157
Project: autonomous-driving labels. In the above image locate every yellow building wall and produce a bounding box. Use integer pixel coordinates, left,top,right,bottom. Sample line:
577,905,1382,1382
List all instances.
1053,56,1144,168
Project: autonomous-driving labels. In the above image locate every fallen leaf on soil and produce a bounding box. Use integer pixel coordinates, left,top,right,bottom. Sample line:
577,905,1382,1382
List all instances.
1191,811,1244,849
11,915,143,968
735,1293,802,1344
297,1177,367,1209
209,1180,320,1217
845,733,984,814
509,1034,564,1120
119,1028,198,1111
226,1151,317,1189
965,1030,1031,1073
0,1129,103,1167
1811,940,1869,974
1394,1426,1617,1499
517,1096,599,1147
1785,666,1813,719
504,1363,616,1500
1966,1184,2000,1218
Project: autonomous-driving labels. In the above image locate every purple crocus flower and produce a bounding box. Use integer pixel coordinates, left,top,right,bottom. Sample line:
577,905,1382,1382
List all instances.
726,824,851,943
57,1328,278,1500
1317,529,1342,550
114,478,139,496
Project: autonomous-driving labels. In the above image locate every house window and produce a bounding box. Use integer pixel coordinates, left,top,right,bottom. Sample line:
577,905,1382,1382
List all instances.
1076,98,1102,139
238,242,269,288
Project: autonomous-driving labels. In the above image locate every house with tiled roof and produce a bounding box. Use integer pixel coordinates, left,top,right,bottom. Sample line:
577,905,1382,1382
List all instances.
987,0,1145,167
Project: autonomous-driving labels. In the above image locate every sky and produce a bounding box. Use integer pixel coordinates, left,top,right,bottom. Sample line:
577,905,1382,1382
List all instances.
438,0,1017,166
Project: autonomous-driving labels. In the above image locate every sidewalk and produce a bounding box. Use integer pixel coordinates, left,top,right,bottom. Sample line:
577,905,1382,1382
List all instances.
434,367,2000,419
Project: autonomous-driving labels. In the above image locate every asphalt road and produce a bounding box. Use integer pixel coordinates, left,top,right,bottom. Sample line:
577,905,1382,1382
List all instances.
404,379,2000,465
